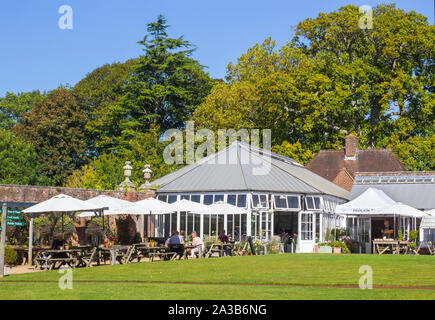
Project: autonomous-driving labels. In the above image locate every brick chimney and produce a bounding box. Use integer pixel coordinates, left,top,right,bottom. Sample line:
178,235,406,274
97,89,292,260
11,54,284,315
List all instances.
345,134,359,159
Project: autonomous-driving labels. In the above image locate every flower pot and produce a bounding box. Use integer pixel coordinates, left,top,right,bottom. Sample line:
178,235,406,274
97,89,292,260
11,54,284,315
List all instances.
313,245,319,253
333,247,342,254
4,266,12,276
104,243,109,248
318,246,332,254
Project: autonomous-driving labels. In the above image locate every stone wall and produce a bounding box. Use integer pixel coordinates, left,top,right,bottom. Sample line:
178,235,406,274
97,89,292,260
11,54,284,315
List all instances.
0,184,155,204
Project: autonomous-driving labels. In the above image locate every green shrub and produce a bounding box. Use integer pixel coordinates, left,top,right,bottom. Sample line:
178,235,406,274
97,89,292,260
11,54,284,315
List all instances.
4,246,17,266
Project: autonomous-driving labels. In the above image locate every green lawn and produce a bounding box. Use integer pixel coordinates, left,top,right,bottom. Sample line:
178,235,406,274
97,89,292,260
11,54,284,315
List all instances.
1,254,434,300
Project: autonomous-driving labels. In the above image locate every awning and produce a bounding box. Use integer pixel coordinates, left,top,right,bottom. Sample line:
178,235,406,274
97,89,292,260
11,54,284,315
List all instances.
335,188,396,215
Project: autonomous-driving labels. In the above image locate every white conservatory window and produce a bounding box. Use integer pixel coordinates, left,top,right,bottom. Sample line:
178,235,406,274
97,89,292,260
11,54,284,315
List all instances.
226,194,247,208
305,196,322,210
190,195,201,203
253,194,268,209
273,195,300,210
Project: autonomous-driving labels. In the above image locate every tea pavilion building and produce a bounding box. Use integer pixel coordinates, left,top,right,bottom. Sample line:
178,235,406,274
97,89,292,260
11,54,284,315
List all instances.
151,142,349,253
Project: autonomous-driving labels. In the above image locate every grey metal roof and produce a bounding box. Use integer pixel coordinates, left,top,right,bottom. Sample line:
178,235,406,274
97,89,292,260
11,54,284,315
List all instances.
152,142,349,199
421,216,435,228
350,183,435,210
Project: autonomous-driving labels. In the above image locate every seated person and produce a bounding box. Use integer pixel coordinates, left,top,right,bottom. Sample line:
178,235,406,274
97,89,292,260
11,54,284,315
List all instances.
218,230,231,256
381,220,394,239
165,231,184,259
50,233,64,250
165,230,183,247
218,230,229,243
190,232,204,258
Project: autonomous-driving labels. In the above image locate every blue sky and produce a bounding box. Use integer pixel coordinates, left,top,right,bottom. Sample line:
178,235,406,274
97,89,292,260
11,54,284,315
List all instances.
0,0,433,96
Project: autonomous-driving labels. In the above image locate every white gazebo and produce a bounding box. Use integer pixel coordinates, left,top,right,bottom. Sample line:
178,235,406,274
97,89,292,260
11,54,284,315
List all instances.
335,188,427,253
22,194,106,265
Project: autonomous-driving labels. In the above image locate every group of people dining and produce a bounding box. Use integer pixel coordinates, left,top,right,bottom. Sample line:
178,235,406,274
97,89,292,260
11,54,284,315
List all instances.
164,230,232,258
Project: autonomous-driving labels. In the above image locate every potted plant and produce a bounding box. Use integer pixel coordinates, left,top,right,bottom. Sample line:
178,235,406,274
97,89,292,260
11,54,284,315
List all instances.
4,246,18,276
64,240,70,250
317,242,333,253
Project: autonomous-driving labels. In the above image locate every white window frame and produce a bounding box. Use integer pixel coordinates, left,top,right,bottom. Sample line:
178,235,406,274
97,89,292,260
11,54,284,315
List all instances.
272,194,301,211
305,196,323,211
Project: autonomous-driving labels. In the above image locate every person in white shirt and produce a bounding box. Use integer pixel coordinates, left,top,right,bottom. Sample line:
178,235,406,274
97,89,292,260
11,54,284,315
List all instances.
190,231,204,258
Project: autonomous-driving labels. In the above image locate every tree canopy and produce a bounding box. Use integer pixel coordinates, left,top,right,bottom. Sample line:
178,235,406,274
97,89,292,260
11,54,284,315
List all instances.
15,88,89,186
194,4,435,168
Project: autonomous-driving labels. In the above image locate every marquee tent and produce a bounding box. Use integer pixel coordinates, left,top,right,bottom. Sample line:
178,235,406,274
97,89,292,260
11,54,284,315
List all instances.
335,188,396,215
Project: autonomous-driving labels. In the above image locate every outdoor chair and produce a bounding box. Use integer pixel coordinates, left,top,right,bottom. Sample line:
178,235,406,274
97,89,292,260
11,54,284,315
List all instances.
80,247,98,267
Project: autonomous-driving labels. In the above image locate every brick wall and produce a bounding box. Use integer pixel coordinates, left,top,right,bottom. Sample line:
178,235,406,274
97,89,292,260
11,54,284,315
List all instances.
0,184,155,204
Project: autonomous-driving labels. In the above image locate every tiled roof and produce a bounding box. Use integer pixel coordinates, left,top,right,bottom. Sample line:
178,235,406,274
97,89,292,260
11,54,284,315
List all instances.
152,141,349,199
306,148,406,186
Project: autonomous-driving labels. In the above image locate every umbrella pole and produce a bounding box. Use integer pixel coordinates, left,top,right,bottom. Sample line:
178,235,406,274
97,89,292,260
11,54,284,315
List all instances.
61,213,64,233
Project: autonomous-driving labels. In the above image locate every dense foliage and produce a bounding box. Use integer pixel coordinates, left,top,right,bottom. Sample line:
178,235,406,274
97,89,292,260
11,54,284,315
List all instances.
194,4,434,167
0,7,433,189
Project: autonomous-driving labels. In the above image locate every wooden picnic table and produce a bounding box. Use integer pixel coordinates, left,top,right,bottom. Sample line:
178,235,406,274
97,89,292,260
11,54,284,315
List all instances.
35,248,83,270
98,245,131,265
123,244,199,263
10,246,47,265
373,239,399,255
205,242,234,258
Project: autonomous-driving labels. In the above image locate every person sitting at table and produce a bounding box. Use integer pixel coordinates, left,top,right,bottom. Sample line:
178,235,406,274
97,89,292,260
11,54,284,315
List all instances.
50,233,64,250
218,230,232,256
381,220,394,239
165,230,184,259
165,230,183,247
218,230,229,243
190,232,204,259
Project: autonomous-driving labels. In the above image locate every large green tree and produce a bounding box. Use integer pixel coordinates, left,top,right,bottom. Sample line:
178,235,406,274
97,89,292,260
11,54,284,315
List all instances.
194,4,434,168
0,91,45,130
65,124,180,190
0,129,49,185
72,59,137,155
15,88,89,186
117,15,213,139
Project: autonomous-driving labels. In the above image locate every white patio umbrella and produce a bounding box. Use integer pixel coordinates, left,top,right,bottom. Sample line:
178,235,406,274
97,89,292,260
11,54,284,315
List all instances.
22,194,106,266
77,195,133,217
171,199,211,213
115,198,175,215
23,194,105,214
199,201,248,215
427,209,435,216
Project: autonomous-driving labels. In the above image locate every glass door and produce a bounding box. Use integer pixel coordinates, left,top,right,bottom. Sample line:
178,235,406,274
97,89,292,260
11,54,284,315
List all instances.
298,211,315,253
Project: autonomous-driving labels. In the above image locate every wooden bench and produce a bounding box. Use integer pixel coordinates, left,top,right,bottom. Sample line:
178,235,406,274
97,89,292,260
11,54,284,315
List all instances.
36,257,78,270
149,252,176,262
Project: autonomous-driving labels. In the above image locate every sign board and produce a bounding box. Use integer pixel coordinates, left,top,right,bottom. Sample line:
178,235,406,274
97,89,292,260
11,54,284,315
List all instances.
6,214,22,220
6,209,22,215
6,221,25,227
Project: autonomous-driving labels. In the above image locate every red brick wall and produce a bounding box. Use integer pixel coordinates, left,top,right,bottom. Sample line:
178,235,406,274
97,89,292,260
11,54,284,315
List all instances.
0,184,154,204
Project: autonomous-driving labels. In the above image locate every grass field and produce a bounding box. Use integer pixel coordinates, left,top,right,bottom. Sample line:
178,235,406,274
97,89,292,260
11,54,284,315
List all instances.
0,254,434,300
